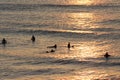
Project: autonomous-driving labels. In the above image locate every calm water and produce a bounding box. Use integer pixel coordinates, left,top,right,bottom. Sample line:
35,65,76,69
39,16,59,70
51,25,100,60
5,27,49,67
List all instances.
0,0,120,80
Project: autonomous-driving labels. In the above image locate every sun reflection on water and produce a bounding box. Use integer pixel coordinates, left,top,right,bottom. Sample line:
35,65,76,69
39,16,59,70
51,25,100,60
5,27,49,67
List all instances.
75,0,94,5
67,12,95,29
63,0,105,5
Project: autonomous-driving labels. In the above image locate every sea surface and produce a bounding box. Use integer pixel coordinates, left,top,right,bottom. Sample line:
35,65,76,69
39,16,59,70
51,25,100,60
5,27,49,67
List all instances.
0,0,120,80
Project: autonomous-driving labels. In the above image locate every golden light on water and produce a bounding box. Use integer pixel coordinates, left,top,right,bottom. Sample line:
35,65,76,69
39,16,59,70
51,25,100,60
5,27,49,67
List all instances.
63,0,92,5
69,13,95,29
64,0,104,5
60,12,100,34
75,0,94,5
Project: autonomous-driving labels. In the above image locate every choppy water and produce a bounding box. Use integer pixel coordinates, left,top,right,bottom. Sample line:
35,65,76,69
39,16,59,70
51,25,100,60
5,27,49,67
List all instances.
0,0,120,80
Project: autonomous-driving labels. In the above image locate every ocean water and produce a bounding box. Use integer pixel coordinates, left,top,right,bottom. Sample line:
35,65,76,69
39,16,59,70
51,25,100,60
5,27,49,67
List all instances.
0,0,120,80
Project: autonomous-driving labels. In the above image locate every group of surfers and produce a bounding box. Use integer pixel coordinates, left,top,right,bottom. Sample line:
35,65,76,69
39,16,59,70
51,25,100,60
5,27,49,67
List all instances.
1,35,111,59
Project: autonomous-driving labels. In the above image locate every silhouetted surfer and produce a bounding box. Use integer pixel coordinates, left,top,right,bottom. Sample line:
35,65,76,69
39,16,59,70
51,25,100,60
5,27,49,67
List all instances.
31,35,35,42
47,44,57,49
104,52,110,59
67,42,70,49
50,49,55,52
67,42,74,49
54,44,57,49
2,38,7,46
46,49,55,53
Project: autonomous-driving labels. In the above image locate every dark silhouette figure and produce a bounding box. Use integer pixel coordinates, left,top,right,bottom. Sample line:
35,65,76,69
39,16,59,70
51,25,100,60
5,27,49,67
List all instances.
50,49,55,52
2,38,7,46
53,44,57,49
46,49,55,53
67,42,70,49
31,35,35,42
104,52,110,59
47,44,57,49
46,51,49,53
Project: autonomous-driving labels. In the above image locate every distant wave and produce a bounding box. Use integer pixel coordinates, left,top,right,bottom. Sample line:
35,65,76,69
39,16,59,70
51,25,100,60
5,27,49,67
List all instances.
50,58,120,67
0,3,119,11
97,19,120,24
16,28,120,40
1,52,120,68
1,28,119,40
12,56,120,67
1,53,120,80
40,3,120,8
90,28,120,32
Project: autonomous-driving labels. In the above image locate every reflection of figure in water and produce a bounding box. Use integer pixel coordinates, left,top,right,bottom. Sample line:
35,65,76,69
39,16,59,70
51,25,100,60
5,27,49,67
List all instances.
31,35,35,42
47,44,57,49
2,38,7,46
104,52,111,59
67,42,70,49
